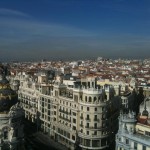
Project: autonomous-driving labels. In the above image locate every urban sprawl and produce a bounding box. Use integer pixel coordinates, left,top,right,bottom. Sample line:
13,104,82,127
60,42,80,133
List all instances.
0,57,150,150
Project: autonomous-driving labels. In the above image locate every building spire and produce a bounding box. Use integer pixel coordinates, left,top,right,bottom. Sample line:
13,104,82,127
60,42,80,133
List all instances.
142,98,148,117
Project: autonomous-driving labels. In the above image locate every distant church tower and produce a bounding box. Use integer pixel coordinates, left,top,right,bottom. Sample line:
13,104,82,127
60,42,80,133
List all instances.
0,65,24,150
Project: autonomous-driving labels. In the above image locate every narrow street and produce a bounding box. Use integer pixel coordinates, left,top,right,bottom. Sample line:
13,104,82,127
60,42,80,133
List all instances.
24,120,67,150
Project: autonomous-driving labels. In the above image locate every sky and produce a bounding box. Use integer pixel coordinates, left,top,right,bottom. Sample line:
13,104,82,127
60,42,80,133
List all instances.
0,0,150,61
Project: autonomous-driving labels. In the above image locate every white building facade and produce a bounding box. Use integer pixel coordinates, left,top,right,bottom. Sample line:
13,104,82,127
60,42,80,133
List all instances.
18,72,117,150
116,110,150,150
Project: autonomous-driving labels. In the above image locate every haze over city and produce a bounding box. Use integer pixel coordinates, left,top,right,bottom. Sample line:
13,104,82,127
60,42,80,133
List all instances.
0,1,150,150
0,0,150,61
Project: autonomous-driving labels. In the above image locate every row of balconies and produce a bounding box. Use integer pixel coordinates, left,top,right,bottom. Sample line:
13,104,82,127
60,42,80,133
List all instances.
20,97,37,104
59,95,74,102
59,116,71,122
80,117,100,122
78,132,108,138
80,125,106,130
87,126,105,130
73,87,103,95
59,109,71,115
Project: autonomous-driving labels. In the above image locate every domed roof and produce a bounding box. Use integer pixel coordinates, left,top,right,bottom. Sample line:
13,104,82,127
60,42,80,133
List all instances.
0,75,9,85
0,88,16,96
0,98,17,112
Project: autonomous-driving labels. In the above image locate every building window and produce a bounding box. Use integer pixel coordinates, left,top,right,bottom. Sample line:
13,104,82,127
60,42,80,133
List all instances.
87,107,89,111
101,138,107,147
55,91,58,96
4,131,8,139
73,126,76,130
94,97,97,102
94,115,97,121
74,95,78,102
42,102,44,107
80,121,83,126
64,131,66,136
48,104,50,109
86,123,89,128
134,143,137,149
89,97,92,102
95,107,97,111
145,131,150,136
72,135,75,140
102,122,105,127
87,131,89,135
48,99,50,103
80,113,83,119
143,145,146,150
67,133,70,138
102,114,106,120
102,107,105,111
58,128,60,133
42,108,44,113
87,114,89,120
126,139,129,144
94,123,97,128
73,118,76,123
92,140,99,147
81,106,83,110
94,131,97,135
85,96,87,102
48,110,50,115
85,139,90,147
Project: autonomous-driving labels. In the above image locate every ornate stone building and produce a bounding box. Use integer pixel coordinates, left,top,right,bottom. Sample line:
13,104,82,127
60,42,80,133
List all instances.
18,72,119,150
0,69,24,150
116,98,150,150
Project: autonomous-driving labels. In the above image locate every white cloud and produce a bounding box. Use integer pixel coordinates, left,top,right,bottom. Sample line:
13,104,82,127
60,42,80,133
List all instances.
0,8,30,18
0,14,95,45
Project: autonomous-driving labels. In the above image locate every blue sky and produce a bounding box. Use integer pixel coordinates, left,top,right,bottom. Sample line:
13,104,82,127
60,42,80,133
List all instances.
0,0,150,61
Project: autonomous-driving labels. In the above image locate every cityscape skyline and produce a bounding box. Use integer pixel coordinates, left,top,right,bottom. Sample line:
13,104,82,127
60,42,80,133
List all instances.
0,0,150,61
